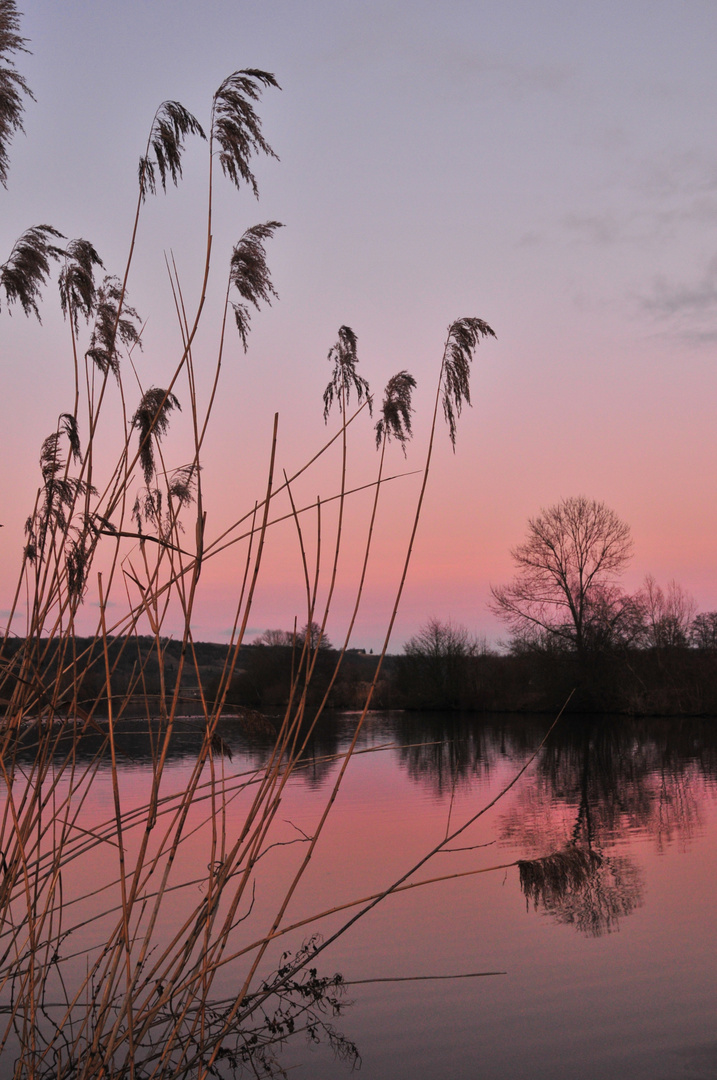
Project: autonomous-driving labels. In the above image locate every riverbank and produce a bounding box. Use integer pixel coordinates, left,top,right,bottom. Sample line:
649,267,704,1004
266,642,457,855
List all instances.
4,635,717,720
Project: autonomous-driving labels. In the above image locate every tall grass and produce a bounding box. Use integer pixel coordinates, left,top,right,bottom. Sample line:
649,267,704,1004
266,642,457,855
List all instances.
0,8,496,1075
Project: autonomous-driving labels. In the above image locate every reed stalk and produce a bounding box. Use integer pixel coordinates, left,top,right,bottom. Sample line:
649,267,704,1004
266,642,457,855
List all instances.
0,27,507,1076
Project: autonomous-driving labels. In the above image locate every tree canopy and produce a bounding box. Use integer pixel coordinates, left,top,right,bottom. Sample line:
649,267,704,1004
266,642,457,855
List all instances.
490,496,634,655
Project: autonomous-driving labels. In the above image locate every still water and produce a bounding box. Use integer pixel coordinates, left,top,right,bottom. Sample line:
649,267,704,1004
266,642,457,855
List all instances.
4,711,717,1078
269,713,717,1080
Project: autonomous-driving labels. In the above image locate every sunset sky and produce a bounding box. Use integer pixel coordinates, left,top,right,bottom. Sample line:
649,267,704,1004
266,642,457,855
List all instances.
2,0,717,651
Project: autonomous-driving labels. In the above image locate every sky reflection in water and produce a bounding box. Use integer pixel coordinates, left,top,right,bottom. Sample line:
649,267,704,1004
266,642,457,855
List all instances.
6,713,717,1079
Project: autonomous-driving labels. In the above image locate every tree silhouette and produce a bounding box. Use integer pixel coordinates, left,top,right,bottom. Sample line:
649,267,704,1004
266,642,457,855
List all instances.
491,496,633,656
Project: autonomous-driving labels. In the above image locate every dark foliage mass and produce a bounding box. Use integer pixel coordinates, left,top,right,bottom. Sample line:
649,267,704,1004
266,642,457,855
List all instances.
7,623,717,721
229,220,283,349
0,0,32,187
392,606,717,715
691,611,717,650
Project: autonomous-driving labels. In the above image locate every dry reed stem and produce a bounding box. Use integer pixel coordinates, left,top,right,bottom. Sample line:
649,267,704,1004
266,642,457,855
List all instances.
0,60,506,1077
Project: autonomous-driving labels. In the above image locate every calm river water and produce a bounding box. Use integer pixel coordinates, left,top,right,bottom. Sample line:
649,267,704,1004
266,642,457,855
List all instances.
5,711,717,1078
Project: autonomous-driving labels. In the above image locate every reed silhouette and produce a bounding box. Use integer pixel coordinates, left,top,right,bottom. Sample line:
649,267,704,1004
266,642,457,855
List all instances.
0,6,503,1075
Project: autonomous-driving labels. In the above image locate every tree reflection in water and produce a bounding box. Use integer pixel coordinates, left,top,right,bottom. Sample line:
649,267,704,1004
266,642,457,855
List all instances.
53,712,717,948
518,847,643,937
384,713,717,938
500,716,717,935
393,712,507,795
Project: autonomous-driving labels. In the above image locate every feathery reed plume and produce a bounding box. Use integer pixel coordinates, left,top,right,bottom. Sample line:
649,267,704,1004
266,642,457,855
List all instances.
138,100,205,201
0,0,31,186
58,411,81,461
441,316,496,447
85,275,142,376
0,224,64,317
229,220,283,349
375,370,417,453
167,462,197,509
58,238,104,331
131,387,182,485
0,50,509,1079
131,487,162,534
323,325,371,420
65,534,91,598
212,69,280,195
39,423,82,505
24,417,94,563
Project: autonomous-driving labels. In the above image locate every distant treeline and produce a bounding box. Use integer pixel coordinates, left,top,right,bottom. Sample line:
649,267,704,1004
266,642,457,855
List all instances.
4,631,717,718
0,636,231,718
394,644,717,716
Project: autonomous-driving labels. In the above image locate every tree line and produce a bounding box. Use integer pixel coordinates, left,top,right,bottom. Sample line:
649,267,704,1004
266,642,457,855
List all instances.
5,496,715,718
489,496,708,654
399,496,717,713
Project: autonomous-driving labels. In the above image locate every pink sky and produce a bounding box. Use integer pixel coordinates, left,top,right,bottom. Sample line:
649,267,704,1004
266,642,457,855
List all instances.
3,1,717,651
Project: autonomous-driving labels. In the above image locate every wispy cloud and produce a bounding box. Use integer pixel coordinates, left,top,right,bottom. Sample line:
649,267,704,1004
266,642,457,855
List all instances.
560,148,717,252
641,256,717,318
673,327,717,346
638,149,717,202
563,212,626,246
442,49,573,95
517,230,546,248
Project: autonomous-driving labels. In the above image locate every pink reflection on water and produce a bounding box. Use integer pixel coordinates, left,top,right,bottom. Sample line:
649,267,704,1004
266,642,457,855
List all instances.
3,715,717,1078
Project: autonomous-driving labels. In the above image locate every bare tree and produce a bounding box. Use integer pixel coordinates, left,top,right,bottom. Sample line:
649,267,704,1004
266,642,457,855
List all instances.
299,621,333,651
490,496,633,656
253,628,293,647
404,617,481,660
399,617,487,708
253,625,334,650
636,575,695,650
690,611,717,650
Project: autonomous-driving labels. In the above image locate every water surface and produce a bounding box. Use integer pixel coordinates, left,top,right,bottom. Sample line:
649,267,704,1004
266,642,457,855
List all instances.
3,712,717,1078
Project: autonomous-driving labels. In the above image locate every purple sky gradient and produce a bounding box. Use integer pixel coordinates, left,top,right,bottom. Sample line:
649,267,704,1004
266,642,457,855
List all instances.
3,1,717,650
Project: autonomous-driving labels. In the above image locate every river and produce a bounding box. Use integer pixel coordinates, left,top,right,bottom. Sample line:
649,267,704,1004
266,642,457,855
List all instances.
1,711,716,1078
